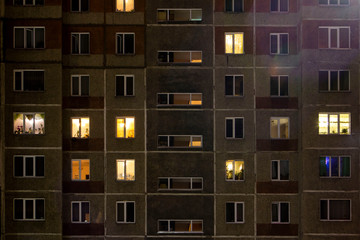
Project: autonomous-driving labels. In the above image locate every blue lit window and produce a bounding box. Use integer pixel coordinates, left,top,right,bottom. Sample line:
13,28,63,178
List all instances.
319,156,350,177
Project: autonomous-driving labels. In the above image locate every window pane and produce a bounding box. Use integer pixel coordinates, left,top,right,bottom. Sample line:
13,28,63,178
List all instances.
279,118,289,138
280,0,288,11
158,94,167,105
35,28,44,48
125,160,135,180
158,220,168,231
226,119,233,138
270,35,278,54
234,118,243,138
339,28,349,49
25,199,34,219
225,76,234,95
191,94,202,105
81,0,89,11
117,34,123,54
22,156,32,176
174,52,190,63
72,0,79,11
14,72,22,91
271,203,278,222
14,157,24,177
157,10,167,21
280,76,288,96
34,113,45,134
330,71,338,91
339,71,349,91
158,52,168,62
117,202,125,221
116,76,125,96
236,203,244,222
191,9,202,20
192,221,202,232
125,117,135,138
35,156,44,177
340,157,350,177
319,157,330,177
339,114,350,134
271,161,278,180
126,202,135,222
81,76,89,96
226,160,234,180
15,28,24,48
270,76,279,96
271,0,278,11
14,113,24,134
319,71,328,91
14,0,23,5
26,28,33,48
81,160,90,180
280,34,288,54
158,136,168,147
24,114,34,134
234,160,244,180
191,52,202,63
234,0,243,12
320,200,328,220
340,0,349,4
124,34,134,54
24,71,44,91
81,202,90,222
226,202,235,222
35,0,44,5
81,117,90,138
171,178,191,189
280,160,289,180
72,202,79,221
270,119,278,138
192,178,202,189
318,114,328,134
174,221,191,232
330,28,338,48
280,203,289,222
126,76,134,96
14,199,23,219
125,0,134,11
117,160,125,180
158,178,168,189
225,0,233,11
72,160,80,180
234,33,243,54
329,200,350,220
225,34,233,54
234,76,243,96
80,34,89,54
331,157,339,177
318,28,329,48
116,0,124,11
35,199,44,219
72,34,79,54
72,118,80,138
72,76,79,95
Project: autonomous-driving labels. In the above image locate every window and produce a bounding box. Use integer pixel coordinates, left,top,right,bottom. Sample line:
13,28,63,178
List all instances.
14,70,44,92
157,93,202,106
71,117,90,138
71,33,90,54
116,117,135,138
225,33,244,54
117,201,135,223
116,159,135,181
14,198,44,220
14,27,45,49
158,220,203,233
272,160,289,181
225,75,243,97
225,0,243,12
14,0,44,5
158,177,203,190
319,0,349,6
320,200,351,220
158,135,202,148
270,76,288,96
270,33,288,55
116,0,134,12
116,33,135,54
72,201,90,223
13,113,45,135
226,202,244,223
271,202,289,223
320,156,350,177
115,75,134,96
270,117,289,139
72,159,90,181
71,0,89,12
319,70,349,92
158,51,202,64
71,75,89,96
226,160,244,181
318,113,350,135
226,117,244,139
157,9,202,22
318,27,350,49
271,0,288,12
14,156,44,177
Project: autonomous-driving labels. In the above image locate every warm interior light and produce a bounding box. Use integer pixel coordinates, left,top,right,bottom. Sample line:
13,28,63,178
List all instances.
319,114,328,134
126,117,135,138
225,34,233,53
234,33,244,54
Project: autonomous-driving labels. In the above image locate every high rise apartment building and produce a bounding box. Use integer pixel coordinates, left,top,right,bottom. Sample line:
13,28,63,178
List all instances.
0,0,359,240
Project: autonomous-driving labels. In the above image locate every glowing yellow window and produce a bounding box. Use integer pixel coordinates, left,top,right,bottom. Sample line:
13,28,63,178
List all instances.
225,33,244,54
116,159,135,181
72,117,90,138
339,114,350,134
72,159,90,181
318,114,328,135
117,117,135,138
226,160,244,181
116,0,134,12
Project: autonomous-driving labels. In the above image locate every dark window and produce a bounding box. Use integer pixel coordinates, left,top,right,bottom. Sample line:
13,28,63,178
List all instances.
116,33,135,54
225,0,243,12
319,156,350,177
72,201,90,223
115,75,134,96
14,0,44,6
117,201,135,223
319,70,349,92
226,118,244,139
319,27,350,49
226,202,244,223
14,156,44,177
270,33,288,54
320,200,350,220
272,160,289,180
14,70,44,92
272,202,289,223
71,75,89,96
271,0,288,12
225,75,243,96
14,27,44,49
270,76,288,96
14,199,45,220
71,0,89,12
71,33,90,54
319,0,349,5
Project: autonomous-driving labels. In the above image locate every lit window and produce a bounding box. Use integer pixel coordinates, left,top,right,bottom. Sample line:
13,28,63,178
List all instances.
14,0,44,6
226,160,244,181
157,93,202,106
270,117,289,139
319,0,349,6
117,201,135,223
14,156,44,177
320,156,350,177
116,0,134,12
319,70,349,92
226,117,244,139
13,113,45,135
225,33,244,54
157,9,202,22
271,202,289,223
270,76,288,96
71,33,90,54
71,75,89,96
116,33,135,54
116,159,135,181
116,117,135,138
318,27,350,49
14,198,45,220
116,75,134,96
158,51,202,64
318,113,350,135
14,27,45,49
71,201,90,223
71,0,89,12
270,33,288,55
14,70,44,92
71,117,90,138
158,177,203,190
225,75,243,97
271,0,288,12
225,0,243,12
72,159,90,181
320,200,350,220
271,160,289,181
226,202,244,223
158,135,203,148
158,220,203,233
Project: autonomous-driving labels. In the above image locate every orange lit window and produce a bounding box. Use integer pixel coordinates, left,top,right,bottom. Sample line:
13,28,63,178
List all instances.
116,0,134,12
225,33,244,54
72,159,90,181
116,159,135,181
72,117,90,138
116,117,135,138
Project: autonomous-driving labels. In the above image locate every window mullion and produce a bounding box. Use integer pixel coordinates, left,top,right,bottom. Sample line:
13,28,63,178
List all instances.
337,28,340,48
124,160,127,180
167,10,169,21
124,76,127,96
79,76,82,95
327,200,330,220
33,156,36,176
124,203,127,223
234,203,238,222
278,77,281,96
232,77,235,95
33,199,36,219
278,160,281,180
21,71,24,91
278,203,281,222
327,71,331,91
327,28,331,48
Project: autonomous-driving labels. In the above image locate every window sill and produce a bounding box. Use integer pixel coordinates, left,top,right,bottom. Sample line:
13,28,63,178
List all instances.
14,176,45,178
116,221,136,224
226,221,245,224
271,222,290,224
157,62,202,66
14,90,45,93
224,11,244,14
270,95,289,98
115,53,136,56
157,21,203,24
225,95,244,98
71,222,91,224
225,137,244,140
318,90,351,93
116,179,135,182
71,53,91,56
157,231,204,234
115,95,135,97
225,179,244,182
14,219,45,221
14,48,46,50
271,179,290,182
115,11,135,13
270,53,289,56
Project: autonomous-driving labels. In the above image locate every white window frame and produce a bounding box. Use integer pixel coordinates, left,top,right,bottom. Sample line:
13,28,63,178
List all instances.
270,33,289,55
225,75,244,97
158,177,203,191
318,70,350,92
71,0,89,12
115,75,135,96
225,0,244,12
319,156,351,178
71,201,90,223
225,117,244,139
320,199,351,221
158,51,202,64
158,219,203,233
71,159,90,181
271,160,289,181
71,32,90,55
157,135,203,148
225,32,244,54
318,112,351,135
13,198,45,221
116,201,136,223
270,75,288,97
116,159,135,181
157,8,202,22
115,32,135,55
157,93,202,106
13,155,45,178
71,74,90,96
225,159,245,181
116,117,135,139
13,69,45,92
115,0,135,12
226,202,245,223
319,26,350,49
270,0,289,12
13,112,45,135
271,202,290,224
319,0,350,6
270,117,289,139
71,117,90,138
13,27,45,49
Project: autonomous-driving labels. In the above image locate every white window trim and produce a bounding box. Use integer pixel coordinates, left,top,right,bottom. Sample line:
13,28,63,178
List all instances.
13,27,45,49
158,51,202,64
226,202,245,224
13,112,45,135
319,156,351,178
115,32,135,55
13,198,45,221
318,112,351,135
157,93,202,106
270,0,289,12
271,202,290,224
71,201,90,223
225,32,244,55
271,160,289,181
116,201,136,223
157,219,203,233
225,117,244,139
320,199,352,221
270,117,290,139
225,159,245,181
319,69,350,92
13,69,45,92
115,74,135,96
225,75,244,97
71,74,90,96
13,155,45,178
270,75,288,97
71,159,90,181
225,0,244,12
157,8,202,22
270,33,289,55
319,26,351,49
115,0,135,12
319,0,350,6
116,159,135,181
158,135,203,148
71,117,90,138
71,32,90,55
158,177,203,191
116,116,135,139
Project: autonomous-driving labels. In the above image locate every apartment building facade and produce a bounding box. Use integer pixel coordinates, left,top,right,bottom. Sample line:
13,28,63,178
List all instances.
0,0,359,240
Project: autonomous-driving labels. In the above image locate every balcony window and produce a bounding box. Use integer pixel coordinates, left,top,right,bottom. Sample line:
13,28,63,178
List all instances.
14,156,44,177
13,113,45,135
116,159,135,181
226,160,244,181
117,201,135,223
71,117,90,138
270,117,289,139
14,198,45,220
71,33,90,54
72,201,90,223
14,27,45,49
158,220,203,233
158,51,202,64
158,135,202,148
271,160,289,181
158,177,203,190
157,9,202,22
319,156,350,177
116,117,135,138
14,70,44,92
72,159,90,181
319,27,350,49
318,113,350,135
71,75,89,96
225,33,244,54
157,93,202,106
116,0,134,12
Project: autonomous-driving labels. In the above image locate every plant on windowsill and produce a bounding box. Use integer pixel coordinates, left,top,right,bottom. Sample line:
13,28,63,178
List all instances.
235,170,244,180
14,125,23,134
84,128,89,138
341,129,348,134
